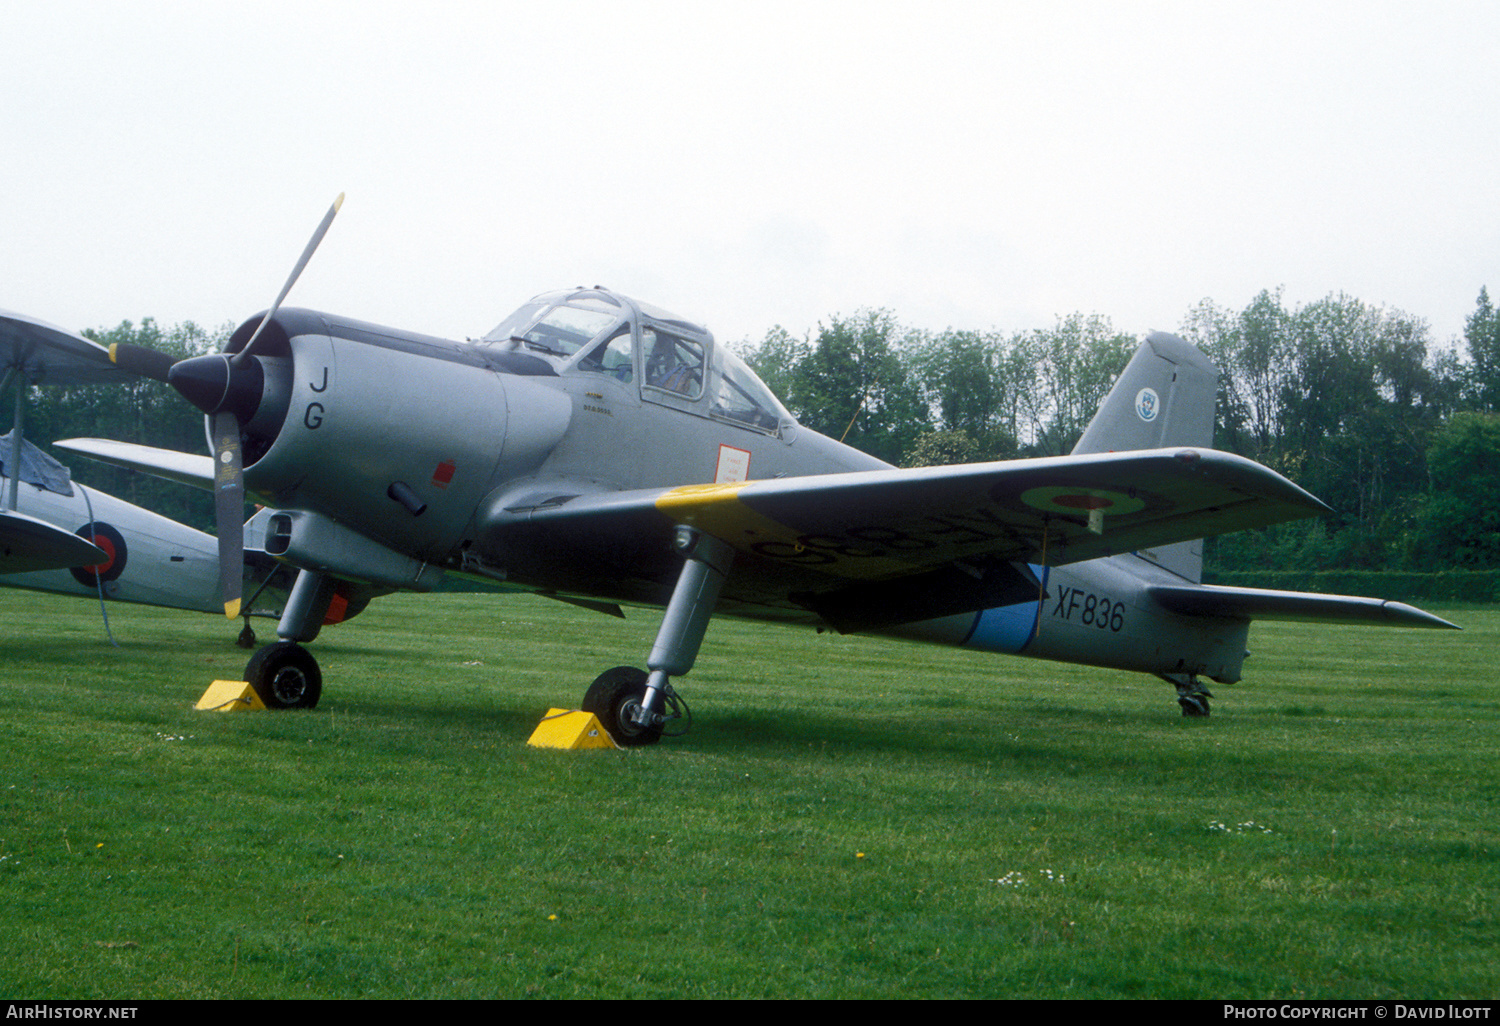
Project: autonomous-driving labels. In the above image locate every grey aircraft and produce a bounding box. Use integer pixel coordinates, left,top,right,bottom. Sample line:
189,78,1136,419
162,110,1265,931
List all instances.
57,199,1455,743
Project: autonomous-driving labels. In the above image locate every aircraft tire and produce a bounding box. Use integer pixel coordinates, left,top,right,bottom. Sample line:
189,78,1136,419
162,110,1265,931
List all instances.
245,641,323,710
582,666,663,746
1178,694,1211,718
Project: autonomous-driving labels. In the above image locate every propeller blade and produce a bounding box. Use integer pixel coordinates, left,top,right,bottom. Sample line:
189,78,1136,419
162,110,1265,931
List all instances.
109,342,176,383
110,196,344,616
210,410,244,619
234,192,344,364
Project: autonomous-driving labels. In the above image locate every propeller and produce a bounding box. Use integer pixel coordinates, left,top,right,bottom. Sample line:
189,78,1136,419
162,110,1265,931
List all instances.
111,193,344,618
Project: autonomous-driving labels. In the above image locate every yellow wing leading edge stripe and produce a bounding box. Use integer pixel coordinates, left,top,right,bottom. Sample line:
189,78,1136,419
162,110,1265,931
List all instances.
652,482,928,581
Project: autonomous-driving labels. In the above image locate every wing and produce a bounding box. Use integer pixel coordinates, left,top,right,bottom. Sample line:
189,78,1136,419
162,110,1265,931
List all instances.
53,438,215,491
1148,583,1458,629
0,508,106,574
483,447,1331,631
0,310,128,386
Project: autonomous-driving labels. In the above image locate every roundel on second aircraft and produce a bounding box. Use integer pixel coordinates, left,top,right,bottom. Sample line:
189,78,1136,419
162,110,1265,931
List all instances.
69,521,127,588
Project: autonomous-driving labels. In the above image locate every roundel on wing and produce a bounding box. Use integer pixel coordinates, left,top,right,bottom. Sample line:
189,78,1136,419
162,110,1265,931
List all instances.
1019,486,1147,517
70,521,128,588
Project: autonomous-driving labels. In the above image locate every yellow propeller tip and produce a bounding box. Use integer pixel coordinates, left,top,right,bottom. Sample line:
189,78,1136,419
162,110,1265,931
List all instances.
224,599,241,620
333,192,345,210
108,343,119,364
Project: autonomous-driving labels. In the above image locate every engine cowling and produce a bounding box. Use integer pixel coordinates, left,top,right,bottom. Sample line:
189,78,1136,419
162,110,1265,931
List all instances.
211,308,572,564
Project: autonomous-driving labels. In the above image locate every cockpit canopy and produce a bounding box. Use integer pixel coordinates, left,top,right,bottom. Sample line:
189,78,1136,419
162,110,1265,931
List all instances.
480,288,792,435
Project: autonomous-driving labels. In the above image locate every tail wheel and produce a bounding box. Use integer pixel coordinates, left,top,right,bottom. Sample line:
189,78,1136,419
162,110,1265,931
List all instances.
245,641,322,709
582,666,662,746
1178,694,1211,718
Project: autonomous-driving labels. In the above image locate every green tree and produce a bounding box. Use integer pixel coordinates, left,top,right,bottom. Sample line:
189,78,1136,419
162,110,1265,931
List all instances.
739,325,805,409
1463,287,1500,412
1277,296,1442,553
900,428,992,468
1020,313,1133,455
771,310,930,465
1189,291,1455,573
1181,289,1296,458
1411,412,1500,567
909,328,1018,460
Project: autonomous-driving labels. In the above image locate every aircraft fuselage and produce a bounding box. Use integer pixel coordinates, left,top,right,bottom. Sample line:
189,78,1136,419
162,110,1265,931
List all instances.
0,474,221,613
891,555,1250,684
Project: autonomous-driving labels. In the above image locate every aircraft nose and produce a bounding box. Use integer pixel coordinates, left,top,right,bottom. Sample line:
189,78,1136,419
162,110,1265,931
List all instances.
168,353,265,422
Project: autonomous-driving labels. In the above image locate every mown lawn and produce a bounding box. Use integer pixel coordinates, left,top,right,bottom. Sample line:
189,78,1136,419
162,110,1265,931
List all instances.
1,591,1493,998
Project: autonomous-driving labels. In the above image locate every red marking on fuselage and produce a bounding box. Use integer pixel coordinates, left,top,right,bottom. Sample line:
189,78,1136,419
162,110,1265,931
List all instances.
323,591,350,625
84,534,117,574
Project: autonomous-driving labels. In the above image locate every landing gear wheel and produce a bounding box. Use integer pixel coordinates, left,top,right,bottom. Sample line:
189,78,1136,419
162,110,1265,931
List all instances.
1165,674,1213,718
237,621,257,649
1178,693,1211,718
582,666,662,747
245,641,322,710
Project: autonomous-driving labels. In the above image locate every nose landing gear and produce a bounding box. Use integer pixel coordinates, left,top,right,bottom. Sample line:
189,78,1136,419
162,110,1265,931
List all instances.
242,567,333,710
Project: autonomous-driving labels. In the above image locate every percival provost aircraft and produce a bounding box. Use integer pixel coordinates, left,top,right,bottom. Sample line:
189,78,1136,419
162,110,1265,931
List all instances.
0,309,297,636
57,200,1454,743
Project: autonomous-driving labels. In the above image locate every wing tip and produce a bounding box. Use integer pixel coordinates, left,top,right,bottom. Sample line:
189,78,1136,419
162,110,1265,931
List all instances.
1383,600,1461,630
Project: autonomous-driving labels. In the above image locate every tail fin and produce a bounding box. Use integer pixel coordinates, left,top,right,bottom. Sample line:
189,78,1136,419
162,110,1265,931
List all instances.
1071,332,1219,582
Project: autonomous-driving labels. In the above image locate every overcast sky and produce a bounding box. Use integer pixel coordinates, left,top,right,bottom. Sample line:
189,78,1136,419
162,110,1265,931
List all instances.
4,1,1497,354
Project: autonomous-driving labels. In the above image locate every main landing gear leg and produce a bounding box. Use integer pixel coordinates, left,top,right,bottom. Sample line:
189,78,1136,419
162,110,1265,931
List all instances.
1162,672,1214,718
583,527,734,746
245,569,335,709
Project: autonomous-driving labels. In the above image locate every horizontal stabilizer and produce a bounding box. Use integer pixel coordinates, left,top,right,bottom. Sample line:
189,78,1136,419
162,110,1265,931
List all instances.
1148,584,1458,629
54,438,215,491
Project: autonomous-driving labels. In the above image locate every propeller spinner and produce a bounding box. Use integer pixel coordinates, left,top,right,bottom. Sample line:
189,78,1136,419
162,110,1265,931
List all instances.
109,193,344,618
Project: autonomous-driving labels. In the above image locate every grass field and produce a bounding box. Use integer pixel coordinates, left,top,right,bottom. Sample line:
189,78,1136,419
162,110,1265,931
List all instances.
1,590,1495,999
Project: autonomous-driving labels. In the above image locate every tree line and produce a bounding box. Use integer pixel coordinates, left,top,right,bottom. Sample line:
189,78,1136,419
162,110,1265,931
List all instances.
18,289,1500,574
